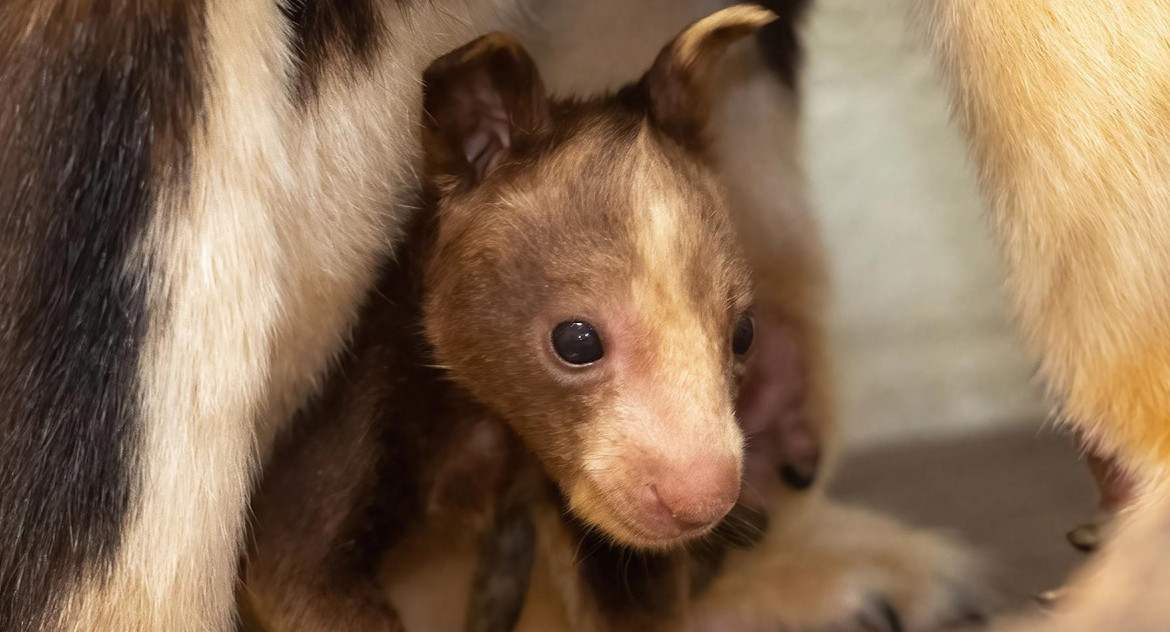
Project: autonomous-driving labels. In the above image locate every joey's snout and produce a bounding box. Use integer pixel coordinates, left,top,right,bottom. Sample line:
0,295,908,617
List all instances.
570,417,744,549
633,453,741,537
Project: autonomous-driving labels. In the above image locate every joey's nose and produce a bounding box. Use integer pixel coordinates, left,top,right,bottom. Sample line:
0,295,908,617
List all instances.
638,457,740,537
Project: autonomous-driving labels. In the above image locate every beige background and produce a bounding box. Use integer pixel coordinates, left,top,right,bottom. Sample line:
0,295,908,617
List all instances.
804,0,1048,448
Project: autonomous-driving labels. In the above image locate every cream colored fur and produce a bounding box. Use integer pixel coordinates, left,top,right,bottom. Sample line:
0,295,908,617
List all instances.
57,2,519,630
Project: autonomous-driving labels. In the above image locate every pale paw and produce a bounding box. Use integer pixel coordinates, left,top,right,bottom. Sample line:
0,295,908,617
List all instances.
842,589,986,632
839,528,988,632
688,499,989,632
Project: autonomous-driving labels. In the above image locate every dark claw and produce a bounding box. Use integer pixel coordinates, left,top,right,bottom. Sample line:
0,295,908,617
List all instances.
1034,589,1062,610
778,464,815,490
1066,522,1099,553
881,601,905,632
947,607,988,629
858,598,903,632
945,587,988,628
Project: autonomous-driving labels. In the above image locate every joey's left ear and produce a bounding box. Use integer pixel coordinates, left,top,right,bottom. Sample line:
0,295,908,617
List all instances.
642,4,777,148
422,33,550,185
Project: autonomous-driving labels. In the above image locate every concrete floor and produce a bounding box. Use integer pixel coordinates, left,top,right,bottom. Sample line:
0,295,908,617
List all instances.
833,426,1098,613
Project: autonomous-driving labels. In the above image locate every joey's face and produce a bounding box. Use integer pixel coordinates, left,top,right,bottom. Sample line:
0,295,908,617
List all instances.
424,120,754,548
419,5,776,550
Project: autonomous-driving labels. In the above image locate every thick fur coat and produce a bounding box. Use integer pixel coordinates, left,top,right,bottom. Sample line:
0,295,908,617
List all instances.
4,0,1166,630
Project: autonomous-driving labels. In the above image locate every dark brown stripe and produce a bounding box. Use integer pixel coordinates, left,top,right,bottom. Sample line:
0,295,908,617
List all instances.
280,0,384,102
0,1,205,629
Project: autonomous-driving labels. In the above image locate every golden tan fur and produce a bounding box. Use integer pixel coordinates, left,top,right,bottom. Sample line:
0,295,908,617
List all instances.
924,0,1170,470
919,0,1170,628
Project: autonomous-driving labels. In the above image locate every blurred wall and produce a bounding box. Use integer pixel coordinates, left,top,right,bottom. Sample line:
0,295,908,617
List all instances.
803,0,1048,447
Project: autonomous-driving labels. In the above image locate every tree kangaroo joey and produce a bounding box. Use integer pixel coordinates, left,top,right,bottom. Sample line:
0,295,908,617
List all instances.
241,7,777,632
240,7,984,632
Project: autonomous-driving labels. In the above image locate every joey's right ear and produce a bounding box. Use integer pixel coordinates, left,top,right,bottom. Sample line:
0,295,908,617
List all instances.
642,4,777,149
422,33,550,186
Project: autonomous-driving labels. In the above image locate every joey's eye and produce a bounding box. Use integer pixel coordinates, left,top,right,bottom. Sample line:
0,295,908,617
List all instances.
552,321,604,365
732,313,754,356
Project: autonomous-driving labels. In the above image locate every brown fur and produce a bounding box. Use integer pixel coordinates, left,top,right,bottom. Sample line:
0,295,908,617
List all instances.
243,13,769,631
420,18,765,550
245,8,996,632
510,3,989,630
241,215,530,631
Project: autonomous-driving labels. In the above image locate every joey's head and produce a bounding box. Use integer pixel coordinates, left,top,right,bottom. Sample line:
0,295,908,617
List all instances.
420,6,774,549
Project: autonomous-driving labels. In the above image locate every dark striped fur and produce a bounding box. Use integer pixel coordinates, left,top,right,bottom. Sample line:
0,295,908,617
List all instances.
0,1,204,629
